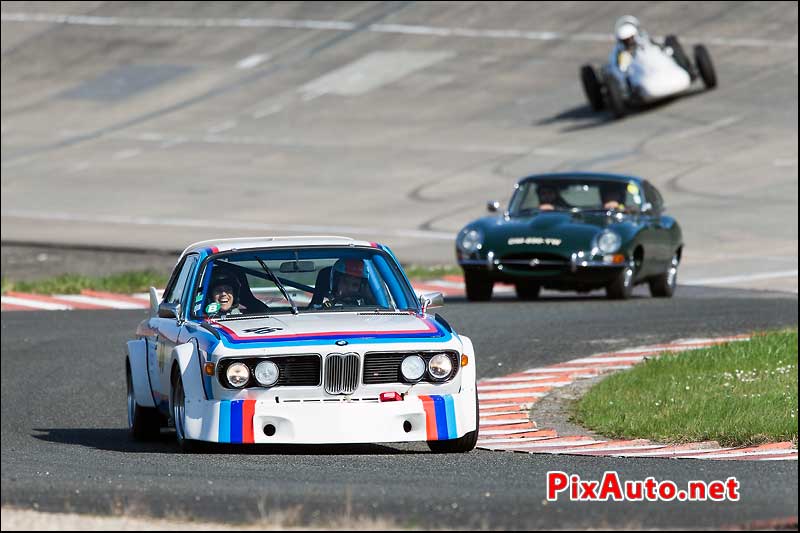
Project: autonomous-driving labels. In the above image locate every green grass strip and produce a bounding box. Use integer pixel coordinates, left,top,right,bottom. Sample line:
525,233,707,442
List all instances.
401,264,462,280
1,271,169,295
573,330,798,447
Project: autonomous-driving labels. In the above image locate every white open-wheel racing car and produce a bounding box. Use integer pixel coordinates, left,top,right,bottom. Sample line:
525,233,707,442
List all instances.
125,237,478,453
580,16,717,118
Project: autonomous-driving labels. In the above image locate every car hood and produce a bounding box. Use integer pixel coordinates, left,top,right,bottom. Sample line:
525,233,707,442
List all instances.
206,311,451,348
473,212,631,254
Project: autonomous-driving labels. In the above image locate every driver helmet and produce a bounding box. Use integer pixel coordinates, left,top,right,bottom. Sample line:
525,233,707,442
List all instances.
331,258,368,285
614,16,640,49
208,273,241,308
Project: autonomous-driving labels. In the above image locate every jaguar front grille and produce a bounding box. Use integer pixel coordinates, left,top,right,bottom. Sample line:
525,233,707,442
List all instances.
324,353,360,395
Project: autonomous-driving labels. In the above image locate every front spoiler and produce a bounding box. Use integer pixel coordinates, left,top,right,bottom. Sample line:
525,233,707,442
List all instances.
182,390,477,444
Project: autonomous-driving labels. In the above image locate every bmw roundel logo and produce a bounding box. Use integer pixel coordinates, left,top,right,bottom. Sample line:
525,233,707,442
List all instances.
335,340,348,346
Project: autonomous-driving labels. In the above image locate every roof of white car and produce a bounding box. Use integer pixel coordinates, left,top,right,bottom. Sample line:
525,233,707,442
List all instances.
181,236,377,257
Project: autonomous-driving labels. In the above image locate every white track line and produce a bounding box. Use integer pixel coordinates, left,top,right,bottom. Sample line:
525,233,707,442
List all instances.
2,12,796,49
682,449,799,460
1,210,454,242
479,418,532,426
683,270,799,286
478,381,569,391
478,391,549,400
491,439,606,450
0,296,72,310
55,294,147,310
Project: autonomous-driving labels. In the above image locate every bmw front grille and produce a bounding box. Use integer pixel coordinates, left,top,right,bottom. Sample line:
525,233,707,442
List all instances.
324,353,360,395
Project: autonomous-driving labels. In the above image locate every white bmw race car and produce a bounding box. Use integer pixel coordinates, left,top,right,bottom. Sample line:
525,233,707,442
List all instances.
580,16,717,118
125,237,478,452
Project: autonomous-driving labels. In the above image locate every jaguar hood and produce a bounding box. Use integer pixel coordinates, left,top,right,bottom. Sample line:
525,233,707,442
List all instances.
470,212,632,254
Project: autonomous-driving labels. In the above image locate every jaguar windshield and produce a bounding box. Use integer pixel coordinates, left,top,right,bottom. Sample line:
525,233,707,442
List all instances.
190,247,419,319
509,180,643,215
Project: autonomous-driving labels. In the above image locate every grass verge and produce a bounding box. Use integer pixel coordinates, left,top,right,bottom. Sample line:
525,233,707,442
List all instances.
0,265,461,296
573,330,798,447
1,271,169,295
401,264,462,280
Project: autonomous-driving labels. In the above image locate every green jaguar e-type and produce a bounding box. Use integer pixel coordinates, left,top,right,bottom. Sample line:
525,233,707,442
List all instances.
455,172,683,301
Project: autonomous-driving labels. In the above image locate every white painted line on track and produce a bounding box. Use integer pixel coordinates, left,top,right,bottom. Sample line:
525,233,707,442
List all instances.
2,12,796,49
54,294,147,310
494,439,606,450
1,210,455,242
682,449,799,460
0,296,71,310
478,418,532,426
478,391,549,400
236,53,270,69
683,270,799,286
479,428,549,436
477,436,557,445
478,381,569,391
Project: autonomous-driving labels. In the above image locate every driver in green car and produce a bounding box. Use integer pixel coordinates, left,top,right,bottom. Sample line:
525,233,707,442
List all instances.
537,185,570,211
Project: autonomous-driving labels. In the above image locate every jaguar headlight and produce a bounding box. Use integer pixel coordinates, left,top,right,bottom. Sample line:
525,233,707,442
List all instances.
400,355,426,382
254,360,280,387
596,231,622,254
226,362,251,388
428,354,454,381
459,229,483,252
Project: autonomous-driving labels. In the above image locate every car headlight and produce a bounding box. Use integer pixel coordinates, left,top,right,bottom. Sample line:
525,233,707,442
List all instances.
226,362,251,388
596,231,622,254
428,354,453,381
254,360,280,387
458,229,483,252
400,355,426,382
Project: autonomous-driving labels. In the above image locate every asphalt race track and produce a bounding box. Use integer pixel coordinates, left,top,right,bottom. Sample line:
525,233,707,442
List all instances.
1,1,798,292
1,287,797,529
1,1,798,529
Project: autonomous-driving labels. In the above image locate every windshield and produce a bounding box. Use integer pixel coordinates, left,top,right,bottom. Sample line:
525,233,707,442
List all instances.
509,180,643,215
190,247,419,319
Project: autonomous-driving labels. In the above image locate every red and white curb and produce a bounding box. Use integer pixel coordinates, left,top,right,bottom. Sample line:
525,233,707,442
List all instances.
0,277,482,311
477,336,798,461
1,290,151,311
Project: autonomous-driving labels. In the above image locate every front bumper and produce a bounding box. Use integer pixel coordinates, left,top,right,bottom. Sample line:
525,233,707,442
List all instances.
459,252,626,285
182,389,477,444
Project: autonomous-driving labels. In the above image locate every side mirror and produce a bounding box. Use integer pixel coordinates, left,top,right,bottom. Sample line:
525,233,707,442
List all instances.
419,292,444,312
149,286,161,316
158,302,181,319
487,201,501,213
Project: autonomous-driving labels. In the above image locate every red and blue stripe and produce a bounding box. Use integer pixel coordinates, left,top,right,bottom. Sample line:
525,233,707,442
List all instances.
218,399,257,443
419,395,458,440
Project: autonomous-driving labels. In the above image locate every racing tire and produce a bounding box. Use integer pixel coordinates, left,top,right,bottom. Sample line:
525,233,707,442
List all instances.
427,395,479,453
606,262,636,300
515,282,541,300
694,44,717,89
127,363,161,441
604,75,627,119
665,35,693,77
649,252,679,298
580,64,605,111
171,373,200,453
464,271,494,301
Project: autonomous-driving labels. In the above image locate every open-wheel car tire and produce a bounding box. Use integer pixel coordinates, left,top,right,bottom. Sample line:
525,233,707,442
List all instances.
694,44,717,89
580,64,605,111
